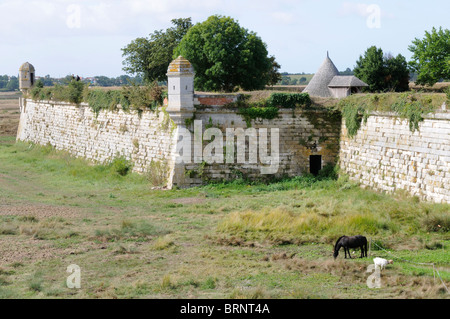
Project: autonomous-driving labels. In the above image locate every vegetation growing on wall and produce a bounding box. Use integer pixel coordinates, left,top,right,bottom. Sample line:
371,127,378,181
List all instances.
267,93,312,108
238,106,279,127
338,92,446,137
227,92,312,127
27,81,166,115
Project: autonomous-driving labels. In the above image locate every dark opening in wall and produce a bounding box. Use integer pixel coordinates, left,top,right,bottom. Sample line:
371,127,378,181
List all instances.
310,155,322,176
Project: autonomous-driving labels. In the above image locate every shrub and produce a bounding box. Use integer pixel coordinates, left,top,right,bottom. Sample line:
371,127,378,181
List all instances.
317,164,339,180
267,93,312,108
66,80,86,104
122,81,163,112
422,213,450,232
147,159,170,187
85,89,130,114
110,156,133,176
26,80,165,115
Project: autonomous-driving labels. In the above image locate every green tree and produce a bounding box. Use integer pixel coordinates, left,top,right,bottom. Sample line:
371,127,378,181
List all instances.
174,15,275,92
95,76,114,87
339,68,354,76
384,53,410,92
408,27,450,86
122,18,193,83
265,56,282,86
354,46,386,92
354,46,410,92
6,77,19,91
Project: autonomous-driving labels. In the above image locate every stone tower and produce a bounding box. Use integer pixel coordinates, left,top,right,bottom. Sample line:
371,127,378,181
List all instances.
165,56,196,189
166,56,195,124
19,62,35,93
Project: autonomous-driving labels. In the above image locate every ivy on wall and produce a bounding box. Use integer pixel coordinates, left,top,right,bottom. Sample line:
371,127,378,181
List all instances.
231,92,312,127
338,92,445,137
27,81,166,116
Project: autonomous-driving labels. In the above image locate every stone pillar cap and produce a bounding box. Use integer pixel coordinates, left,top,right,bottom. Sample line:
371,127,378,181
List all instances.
20,62,35,72
167,56,194,75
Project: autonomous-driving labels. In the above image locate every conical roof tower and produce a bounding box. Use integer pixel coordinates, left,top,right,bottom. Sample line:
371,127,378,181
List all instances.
303,52,339,97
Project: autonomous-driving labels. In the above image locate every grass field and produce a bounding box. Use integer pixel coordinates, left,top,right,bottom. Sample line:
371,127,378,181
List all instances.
0,92,448,299
0,92,21,137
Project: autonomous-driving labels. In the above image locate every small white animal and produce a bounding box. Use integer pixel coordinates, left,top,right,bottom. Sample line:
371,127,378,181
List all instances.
373,257,393,270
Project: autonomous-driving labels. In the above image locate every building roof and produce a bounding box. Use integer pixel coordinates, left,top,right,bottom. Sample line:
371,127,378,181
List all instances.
328,76,368,88
19,62,35,72
167,56,194,75
303,53,339,98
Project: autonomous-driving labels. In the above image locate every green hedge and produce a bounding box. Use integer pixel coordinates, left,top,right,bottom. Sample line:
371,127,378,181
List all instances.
267,93,312,108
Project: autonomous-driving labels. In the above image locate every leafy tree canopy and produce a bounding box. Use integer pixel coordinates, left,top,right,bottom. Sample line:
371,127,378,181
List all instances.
174,15,278,92
122,18,193,83
408,27,450,86
353,46,409,92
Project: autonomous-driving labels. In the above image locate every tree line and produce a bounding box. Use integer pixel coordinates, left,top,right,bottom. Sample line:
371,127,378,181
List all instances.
122,17,449,93
0,75,19,92
0,74,145,92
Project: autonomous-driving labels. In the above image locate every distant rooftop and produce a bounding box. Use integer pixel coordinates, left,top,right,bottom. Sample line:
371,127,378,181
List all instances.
303,53,339,98
328,76,368,88
303,53,368,98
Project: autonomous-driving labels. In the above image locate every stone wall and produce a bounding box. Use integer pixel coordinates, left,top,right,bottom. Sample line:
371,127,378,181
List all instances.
17,99,177,176
17,99,342,188
180,106,342,186
339,111,450,203
19,97,449,203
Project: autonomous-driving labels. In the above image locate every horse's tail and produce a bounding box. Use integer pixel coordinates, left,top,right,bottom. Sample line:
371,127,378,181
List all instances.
334,236,346,251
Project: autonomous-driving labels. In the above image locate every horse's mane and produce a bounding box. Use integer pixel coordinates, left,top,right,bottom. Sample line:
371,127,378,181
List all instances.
334,235,346,251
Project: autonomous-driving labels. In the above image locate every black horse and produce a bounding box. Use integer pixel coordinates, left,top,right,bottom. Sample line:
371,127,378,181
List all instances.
333,235,367,259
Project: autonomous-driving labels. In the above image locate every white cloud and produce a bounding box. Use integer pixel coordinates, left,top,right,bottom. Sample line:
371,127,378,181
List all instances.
339,2,394,19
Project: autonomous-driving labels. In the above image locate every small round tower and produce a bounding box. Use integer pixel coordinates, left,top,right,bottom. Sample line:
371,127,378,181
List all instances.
166,56,195,123
19,62,36,93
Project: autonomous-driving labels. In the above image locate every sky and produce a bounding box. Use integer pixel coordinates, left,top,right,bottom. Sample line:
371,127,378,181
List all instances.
0,0,449,78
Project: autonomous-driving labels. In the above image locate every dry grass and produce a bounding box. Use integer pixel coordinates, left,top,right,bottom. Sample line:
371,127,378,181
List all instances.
0,92,20,137
217,207,390,243
410,81,450,93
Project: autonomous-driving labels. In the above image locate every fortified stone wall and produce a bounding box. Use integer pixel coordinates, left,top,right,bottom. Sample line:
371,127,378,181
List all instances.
181,106,342,186
16,98,342,188
17,99,177,176
16,97,450,203
340,111,450,204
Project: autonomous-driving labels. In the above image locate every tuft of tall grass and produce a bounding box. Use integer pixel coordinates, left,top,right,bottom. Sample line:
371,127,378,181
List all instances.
94,220,169,242
217,202,429,243
422,212,450,232
160,274,176,290
152,235,175,250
